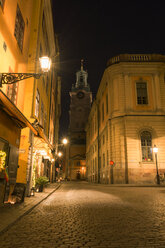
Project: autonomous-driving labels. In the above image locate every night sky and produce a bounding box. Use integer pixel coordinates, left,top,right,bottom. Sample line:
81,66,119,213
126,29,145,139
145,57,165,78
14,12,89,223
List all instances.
52,0,165,137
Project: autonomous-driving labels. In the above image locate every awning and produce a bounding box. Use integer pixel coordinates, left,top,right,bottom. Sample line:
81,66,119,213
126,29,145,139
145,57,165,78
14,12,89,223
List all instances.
0,90,38,135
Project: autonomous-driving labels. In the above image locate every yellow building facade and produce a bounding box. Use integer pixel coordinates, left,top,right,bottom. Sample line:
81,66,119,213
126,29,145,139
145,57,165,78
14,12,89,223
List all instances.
0,0,60,201
86,54,165,184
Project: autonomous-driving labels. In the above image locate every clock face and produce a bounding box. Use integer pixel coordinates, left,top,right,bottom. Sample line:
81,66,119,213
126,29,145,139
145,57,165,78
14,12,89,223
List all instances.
77,91,84,99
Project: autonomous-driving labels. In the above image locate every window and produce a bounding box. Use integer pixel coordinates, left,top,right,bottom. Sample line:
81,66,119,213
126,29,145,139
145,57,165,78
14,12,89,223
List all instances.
42,12,50,55
141,131,153,161
103,135,105,145
102,102,104,122
107,150,109,165
103,153,105,167
95,157,97,171
6,84,18,104
14,5,25,52
106,94,108,114
41,101,44,126
106,128,108,141
136,82,148,105
35,89,40,118
6,68,18,104
0,0,5,10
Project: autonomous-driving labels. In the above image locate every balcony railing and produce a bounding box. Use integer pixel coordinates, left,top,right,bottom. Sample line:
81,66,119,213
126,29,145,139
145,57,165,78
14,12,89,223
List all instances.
107,54,165,67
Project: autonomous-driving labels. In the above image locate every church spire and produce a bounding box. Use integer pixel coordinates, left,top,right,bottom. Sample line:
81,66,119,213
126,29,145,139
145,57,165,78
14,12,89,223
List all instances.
81,59,84,71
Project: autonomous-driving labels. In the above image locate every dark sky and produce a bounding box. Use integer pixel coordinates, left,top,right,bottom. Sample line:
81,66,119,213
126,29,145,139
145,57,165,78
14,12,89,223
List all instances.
52,0,165,137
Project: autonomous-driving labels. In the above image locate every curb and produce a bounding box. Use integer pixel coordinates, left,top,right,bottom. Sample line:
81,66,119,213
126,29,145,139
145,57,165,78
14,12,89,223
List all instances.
87,182,165,187
0,183,61,235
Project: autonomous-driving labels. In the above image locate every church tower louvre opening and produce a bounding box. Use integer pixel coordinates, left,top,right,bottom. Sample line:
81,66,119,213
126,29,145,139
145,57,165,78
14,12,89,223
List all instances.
65,60,92,181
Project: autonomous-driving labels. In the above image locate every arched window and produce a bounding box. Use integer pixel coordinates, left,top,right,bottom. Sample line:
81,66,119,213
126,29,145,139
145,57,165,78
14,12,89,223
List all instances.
141,131,153,161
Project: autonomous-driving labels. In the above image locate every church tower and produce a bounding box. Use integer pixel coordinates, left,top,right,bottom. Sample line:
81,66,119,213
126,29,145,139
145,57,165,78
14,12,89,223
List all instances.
65,60,92,180
69,59,92,143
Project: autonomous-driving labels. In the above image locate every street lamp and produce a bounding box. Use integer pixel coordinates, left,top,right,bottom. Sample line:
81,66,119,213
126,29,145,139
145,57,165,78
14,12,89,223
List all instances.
153,145,160,185
0,56,51,87
62,138,68,145
58,152,62,157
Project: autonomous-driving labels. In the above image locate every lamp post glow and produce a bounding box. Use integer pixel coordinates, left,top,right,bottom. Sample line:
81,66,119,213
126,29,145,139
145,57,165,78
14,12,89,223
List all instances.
153,145,160,185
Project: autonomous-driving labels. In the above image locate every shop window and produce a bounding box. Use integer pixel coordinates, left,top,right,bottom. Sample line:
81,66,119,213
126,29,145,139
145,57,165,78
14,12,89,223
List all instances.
141,131,153,161
136,82,148,105
14,4,25,52
0,138,9,171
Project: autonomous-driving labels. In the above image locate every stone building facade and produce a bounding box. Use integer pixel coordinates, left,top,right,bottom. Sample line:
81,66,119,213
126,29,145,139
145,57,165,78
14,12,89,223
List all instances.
65,61,92,180
86,54,165,184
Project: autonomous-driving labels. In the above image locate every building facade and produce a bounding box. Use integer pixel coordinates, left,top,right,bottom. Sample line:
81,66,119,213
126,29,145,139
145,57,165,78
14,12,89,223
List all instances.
0,0,60,202
86,54,165,184
65,61,92,180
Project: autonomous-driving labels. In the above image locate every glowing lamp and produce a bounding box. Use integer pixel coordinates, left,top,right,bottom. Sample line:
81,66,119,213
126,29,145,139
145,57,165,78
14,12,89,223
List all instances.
58,152,62,157
62,138,68,145
153,145,158,153
39,56,51,72
110,160,114,165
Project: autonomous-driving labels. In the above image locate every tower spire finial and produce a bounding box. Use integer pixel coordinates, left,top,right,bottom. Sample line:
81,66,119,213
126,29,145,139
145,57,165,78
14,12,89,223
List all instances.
81,59,84,71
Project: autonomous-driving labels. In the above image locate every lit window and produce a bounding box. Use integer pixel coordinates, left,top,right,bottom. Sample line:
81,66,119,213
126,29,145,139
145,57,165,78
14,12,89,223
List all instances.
35,89,40,118
141,131,153,161
14,5,25,52
136,82,148,105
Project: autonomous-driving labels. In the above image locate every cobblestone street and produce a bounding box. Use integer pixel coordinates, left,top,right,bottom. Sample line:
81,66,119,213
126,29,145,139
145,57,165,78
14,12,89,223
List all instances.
1,182,165,247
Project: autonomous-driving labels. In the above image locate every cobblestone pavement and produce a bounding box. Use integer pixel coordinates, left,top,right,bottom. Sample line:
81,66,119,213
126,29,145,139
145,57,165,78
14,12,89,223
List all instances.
1,182,165,248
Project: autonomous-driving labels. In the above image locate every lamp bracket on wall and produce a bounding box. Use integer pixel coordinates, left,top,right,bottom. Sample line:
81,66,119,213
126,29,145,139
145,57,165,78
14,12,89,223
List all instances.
0,73,42,87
